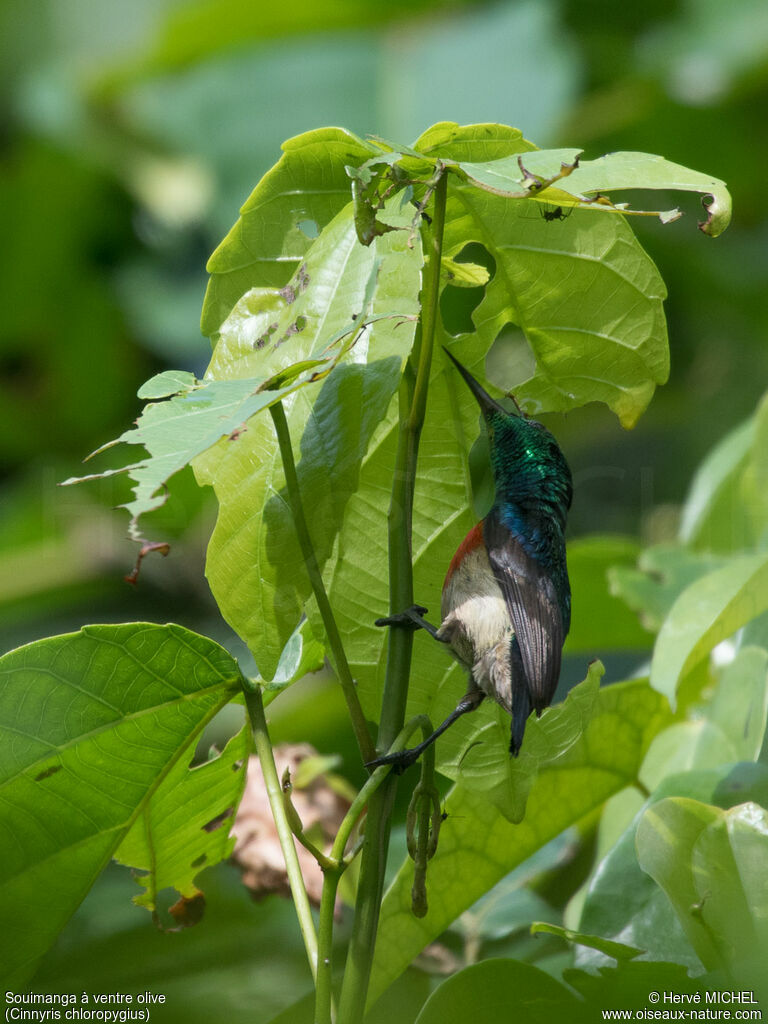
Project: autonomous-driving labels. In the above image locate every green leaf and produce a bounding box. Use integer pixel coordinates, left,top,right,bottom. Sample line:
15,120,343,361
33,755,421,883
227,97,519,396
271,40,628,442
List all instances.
453,147,583,197
530,922,644,961
201,126,376,337
415,126,670,428
641,646,768,791
195,198,422,678
650,550,768,705
564,534,650,652
541,151,731,235
435,661,605,822
441,255,490,289
679,416,755,552
578,762,768,972
31,867,315,1023
0,623,242,986
137,370,198,399
563,959,708,1013
65,251,412,544
413,958,583,1024
739,389,768,546
369,677,671,1003
608,544,729,633
114,724,249,911
413,121,535,163
636,797,768,983
311,337,492,724
261,619,325,704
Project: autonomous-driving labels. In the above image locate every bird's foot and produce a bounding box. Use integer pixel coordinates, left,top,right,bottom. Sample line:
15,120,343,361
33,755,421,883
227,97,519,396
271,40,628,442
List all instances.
374,605,429,630
365,746,422,775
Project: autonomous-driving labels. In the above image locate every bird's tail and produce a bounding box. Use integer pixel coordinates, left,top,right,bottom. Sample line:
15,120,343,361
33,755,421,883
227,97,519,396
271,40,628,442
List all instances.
509,638,531,756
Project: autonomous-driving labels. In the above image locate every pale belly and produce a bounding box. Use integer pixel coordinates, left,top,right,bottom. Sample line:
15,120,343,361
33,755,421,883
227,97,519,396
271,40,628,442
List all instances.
437,544,515,713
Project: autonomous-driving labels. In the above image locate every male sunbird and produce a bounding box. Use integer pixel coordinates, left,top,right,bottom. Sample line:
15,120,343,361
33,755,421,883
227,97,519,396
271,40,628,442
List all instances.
372,348,572,770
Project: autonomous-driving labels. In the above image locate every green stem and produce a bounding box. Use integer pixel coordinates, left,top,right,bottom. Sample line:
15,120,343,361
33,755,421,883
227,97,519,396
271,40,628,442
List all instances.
243,685,318,981
315,867,339,1024
270,401,376,766
314,716,433,1024
337,168,448,1024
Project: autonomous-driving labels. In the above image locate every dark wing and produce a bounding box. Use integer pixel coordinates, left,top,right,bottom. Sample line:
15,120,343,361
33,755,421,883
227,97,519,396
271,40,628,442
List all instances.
484,509,564,713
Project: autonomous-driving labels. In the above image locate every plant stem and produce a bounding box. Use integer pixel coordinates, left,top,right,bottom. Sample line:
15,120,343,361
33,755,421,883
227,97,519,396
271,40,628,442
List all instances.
243,685,318,981
337,168,448,1024
269,401,376,766
314,716,433,1024
315,867,339,1024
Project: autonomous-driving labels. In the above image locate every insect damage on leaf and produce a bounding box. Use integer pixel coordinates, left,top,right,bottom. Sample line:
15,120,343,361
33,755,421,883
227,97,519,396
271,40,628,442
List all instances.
201,807,235,833
278,263,310,304
167,892,206,930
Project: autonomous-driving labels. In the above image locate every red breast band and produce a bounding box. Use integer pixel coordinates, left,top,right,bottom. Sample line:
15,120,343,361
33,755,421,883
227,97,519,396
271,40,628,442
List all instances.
444,521,484,587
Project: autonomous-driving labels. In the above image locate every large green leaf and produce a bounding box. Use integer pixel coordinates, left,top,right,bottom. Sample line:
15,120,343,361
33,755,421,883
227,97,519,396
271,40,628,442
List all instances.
636,797,768,986
650,550,768,704
447,147,730,235
413,124,670,428
313,334,493,725
201,126,376,337
577,762,768,972
369,677,670,1004
194,199,422,678
114,724,249,912
0,623,243,986
414,958,583,1024
435,661,604,822
543,151,731,235
32,867,315,1024
62,348,374,538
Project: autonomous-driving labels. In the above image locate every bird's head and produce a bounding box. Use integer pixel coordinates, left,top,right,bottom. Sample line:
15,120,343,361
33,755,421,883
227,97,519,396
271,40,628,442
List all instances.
443,347,572,517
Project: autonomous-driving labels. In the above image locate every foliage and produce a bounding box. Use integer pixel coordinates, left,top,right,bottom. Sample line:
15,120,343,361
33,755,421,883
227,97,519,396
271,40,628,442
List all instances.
3,35,767,1020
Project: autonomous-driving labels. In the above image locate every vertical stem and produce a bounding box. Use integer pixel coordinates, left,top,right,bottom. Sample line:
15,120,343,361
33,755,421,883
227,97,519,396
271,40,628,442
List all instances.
315,868,340,1024
244,685,318,981
338,168,448,1024
270,401,377,766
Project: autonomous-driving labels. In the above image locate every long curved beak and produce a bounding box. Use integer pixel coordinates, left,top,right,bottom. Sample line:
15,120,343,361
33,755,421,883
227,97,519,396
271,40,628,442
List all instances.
442,347,510,416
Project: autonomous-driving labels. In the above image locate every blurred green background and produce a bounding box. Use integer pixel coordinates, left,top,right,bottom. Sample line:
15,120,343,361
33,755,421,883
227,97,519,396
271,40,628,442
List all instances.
3,0,767,1015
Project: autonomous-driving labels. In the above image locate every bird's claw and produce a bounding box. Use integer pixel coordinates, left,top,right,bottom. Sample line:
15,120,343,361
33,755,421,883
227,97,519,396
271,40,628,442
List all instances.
365,746,421,774
374,605,429,629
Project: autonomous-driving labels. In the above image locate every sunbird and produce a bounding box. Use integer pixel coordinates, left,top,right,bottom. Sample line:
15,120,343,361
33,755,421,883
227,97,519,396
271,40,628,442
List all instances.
372,348,572,770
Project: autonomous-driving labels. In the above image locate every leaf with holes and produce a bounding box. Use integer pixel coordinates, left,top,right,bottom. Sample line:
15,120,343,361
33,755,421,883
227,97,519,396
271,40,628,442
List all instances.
201,127,377,337
194,197,422,678
114,724,249,915
408,123,671,428
62,258,401,541
0,623,243,986
453,149,730,234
